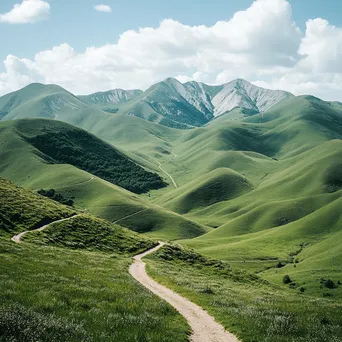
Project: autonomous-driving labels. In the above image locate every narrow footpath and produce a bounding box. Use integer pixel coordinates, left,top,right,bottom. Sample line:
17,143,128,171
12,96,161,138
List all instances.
11,215,79,243
129,242,240,342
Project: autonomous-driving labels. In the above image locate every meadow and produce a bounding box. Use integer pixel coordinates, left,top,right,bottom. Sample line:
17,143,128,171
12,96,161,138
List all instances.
147,244,342,342
0,239,189,342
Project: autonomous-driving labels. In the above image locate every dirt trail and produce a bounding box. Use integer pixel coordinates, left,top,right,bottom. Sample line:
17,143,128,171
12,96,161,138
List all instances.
11,215,79,243
129,242,240,342
150,156,178,189
113,206,149,224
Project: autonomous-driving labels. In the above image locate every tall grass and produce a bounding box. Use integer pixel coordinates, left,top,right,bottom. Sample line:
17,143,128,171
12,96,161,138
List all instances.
147,245,342,342
0,239,189,342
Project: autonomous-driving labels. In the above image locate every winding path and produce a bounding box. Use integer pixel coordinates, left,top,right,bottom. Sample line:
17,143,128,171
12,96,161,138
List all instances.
11,215,79,243
150,156,178,189
129,242,240,342
113,206,149,224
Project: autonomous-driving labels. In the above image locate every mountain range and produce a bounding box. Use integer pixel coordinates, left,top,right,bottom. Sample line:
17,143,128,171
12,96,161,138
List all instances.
0,78,292,128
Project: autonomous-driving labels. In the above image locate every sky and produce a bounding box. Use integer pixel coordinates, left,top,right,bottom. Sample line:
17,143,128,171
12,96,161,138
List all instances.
1,0,342,100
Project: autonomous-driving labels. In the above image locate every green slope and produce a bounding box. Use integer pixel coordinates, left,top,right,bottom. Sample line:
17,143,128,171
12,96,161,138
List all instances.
0,83,108,128
0,179,188,342
14,119,166,193
0,120,206,240
157,168,253,214
0,178,75,235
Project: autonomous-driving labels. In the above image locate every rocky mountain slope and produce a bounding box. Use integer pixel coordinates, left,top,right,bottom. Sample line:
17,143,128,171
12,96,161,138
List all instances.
0,78,292,129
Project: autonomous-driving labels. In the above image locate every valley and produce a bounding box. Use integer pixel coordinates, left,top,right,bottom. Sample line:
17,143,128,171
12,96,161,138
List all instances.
0,78,341,342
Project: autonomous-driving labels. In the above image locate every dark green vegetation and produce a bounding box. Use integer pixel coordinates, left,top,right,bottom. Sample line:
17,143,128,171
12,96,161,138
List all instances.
0,177,189,342
21,119,166,194
38,188,74,206
147,245,342,342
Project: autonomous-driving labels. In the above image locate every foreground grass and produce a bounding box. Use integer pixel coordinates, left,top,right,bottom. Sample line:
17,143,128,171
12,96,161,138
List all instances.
0,239,188,342
147,245,342,342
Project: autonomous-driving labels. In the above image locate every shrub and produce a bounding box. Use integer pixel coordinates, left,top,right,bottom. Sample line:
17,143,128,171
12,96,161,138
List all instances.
38,189,74,207
200,286,215,295
277,261,285,268
323,279,337,289
283,275,292,284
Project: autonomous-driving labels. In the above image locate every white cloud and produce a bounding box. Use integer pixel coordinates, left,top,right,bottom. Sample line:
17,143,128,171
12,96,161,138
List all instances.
94,4,112,13
1,0,342,101
0,0,50,24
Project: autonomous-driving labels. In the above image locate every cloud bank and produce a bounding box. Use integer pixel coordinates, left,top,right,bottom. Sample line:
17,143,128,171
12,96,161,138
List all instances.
1,0,342,101
0,0,50,24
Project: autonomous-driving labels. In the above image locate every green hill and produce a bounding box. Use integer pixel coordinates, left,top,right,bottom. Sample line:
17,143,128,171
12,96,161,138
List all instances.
14,119,166,193
0,83,108,128
0,178,75,236
0,178,188,342
157,168,253,214
0,120,205,240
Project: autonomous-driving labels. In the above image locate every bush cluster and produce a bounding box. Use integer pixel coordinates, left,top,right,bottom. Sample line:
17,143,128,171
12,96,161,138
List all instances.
28,128,167,193
38,189,74,207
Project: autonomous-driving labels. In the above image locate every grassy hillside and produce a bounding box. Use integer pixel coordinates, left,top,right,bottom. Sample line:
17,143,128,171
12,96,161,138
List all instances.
24,214,156,254
0,121,205,240
146,244,342,342
0,83,109,129
0,178,75,236
157,168,253,214
1,241,188,342
0,173,190,342
179,140,342,264
15,119,166,193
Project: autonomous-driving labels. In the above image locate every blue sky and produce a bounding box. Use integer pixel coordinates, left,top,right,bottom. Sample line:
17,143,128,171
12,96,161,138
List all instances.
1,0,341,63
1,0,342,100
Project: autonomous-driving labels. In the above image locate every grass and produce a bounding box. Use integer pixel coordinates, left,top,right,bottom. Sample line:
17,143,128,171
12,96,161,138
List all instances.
0,239,189,342
23,214,156,254
0,179,189,341
0,178,75,236
1,83,342,340
146,245,342,342
19,119,166,193
156,168,253,214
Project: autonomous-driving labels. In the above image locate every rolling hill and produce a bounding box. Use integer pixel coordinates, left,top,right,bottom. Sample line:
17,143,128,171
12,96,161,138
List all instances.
0,178,188,342
157,168,253,214
0,79,341,276
0,119,206,240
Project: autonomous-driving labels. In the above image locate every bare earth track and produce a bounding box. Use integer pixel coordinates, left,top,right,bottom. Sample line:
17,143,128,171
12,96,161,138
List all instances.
11,215,79,243
11,215,239,341
129,242,240,342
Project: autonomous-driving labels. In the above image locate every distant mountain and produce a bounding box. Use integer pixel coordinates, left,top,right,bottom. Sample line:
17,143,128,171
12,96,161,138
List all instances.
78,89,142,107
211,79,292,117
0,79,292,129
0,83,107,130
92,78,292,127
74,78,292,128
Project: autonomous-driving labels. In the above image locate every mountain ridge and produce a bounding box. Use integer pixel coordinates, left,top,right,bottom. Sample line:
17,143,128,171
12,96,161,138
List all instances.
0,78,293,129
